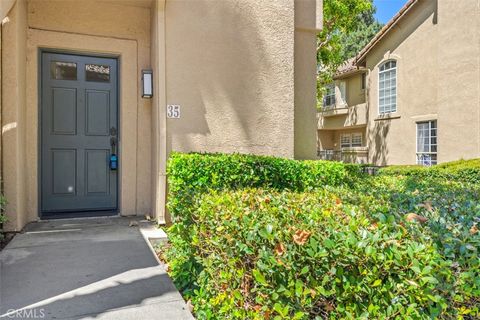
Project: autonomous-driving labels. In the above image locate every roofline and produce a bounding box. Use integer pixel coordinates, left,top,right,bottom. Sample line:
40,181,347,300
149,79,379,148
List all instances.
355,0,420,65
333,67,367,80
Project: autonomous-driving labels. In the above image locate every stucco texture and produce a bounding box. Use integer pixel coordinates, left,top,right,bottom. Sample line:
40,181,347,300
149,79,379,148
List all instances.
365,0,479,165
164,0,296,157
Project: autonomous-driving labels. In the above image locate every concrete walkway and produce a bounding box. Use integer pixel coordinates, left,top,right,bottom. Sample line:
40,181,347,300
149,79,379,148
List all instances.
0,218,193,320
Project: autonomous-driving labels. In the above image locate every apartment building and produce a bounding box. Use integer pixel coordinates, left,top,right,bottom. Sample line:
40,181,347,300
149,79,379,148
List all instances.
317,0,480,166
0,0,322,231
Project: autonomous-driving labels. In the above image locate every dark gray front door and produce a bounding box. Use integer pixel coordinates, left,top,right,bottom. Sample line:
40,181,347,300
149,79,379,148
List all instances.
41,52,118,216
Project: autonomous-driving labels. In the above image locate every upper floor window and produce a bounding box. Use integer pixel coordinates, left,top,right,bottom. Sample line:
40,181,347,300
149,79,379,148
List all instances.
323,84,336,108
361,73,366,90
379,60,397,114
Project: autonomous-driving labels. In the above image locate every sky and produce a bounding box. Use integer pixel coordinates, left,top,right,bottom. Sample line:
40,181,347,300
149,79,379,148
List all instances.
374,0,410,24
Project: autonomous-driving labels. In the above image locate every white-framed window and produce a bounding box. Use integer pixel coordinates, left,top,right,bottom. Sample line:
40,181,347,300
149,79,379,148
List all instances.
416,120,437,166
351,133,362,147
379,60,397,114
340,133,362,148
340,134,351,148
323,83,336,108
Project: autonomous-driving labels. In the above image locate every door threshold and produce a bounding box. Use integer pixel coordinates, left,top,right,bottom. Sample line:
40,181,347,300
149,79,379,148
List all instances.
41,210,119,220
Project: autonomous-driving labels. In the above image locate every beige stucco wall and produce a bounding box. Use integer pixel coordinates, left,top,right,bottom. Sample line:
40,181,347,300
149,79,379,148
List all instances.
164,0,296,157
436,0,480,163
294,0,321,159
364,0,479,165
343,73,366,107
2,0,27,231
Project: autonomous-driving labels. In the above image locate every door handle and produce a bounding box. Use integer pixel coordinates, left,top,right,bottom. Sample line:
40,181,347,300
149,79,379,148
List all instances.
109,128,118,170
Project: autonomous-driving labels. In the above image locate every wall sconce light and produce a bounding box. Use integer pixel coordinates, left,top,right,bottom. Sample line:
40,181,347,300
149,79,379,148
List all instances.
142,69,153,98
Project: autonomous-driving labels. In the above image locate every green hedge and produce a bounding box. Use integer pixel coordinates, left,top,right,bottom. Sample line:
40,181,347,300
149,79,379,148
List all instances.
167,152,364,224
379,158,480,184
165,152,365,305
179,189,453,319
163,153,479,319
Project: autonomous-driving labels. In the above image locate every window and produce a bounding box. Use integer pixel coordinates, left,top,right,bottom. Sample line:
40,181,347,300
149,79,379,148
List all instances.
361,73,366,90
352,133,362,147
323,84,335,108
379,60,397,114
51,61,77,80
340,133,362,148
340,134,351,148
86,64,110,82
417,121,437,166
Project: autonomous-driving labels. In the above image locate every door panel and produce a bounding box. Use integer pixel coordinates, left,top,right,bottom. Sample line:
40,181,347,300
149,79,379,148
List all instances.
41,52,118,215
52,149,77,195
86,90,110,136
52,88,77,135
85,149,110,195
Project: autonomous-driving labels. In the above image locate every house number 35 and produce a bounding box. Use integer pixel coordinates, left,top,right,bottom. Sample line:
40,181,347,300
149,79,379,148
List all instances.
167,105,181,119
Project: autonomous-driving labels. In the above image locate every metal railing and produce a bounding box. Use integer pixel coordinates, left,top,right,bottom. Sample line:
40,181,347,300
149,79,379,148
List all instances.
317,149,369,164
317,150,342,161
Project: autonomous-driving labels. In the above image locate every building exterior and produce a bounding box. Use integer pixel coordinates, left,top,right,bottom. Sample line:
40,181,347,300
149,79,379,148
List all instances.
317,0,480,166
0,0,322,231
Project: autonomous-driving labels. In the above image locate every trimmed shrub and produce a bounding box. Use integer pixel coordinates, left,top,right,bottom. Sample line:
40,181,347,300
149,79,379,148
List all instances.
165,188,456,319
167,152,364,225
379,158,480,184
163,153,479,319
165,152,365,298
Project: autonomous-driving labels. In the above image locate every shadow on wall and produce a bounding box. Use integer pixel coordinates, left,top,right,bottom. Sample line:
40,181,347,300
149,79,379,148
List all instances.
348,104,359,125
369,120,391,166
165,1,290,155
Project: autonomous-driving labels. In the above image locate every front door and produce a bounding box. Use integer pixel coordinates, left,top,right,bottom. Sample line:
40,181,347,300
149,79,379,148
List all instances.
41,52,118,217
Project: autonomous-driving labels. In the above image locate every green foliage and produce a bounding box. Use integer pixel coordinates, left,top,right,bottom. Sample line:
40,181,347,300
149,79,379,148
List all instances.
163,153,480,319
167,152,362,223
338,15,382,61
178,189,451,319
165,152,363,297
317,0,380,98
379,158,480,184
0,194,7,240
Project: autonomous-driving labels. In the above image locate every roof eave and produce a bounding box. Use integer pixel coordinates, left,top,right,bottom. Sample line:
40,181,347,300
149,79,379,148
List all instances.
355,0,421,65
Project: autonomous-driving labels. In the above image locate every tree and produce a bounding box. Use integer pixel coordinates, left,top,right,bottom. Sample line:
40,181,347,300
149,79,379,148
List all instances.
317,0,382,105
339,7,383,61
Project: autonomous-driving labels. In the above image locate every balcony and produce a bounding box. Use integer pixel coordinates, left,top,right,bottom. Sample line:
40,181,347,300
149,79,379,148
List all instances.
318,103,367,130
317,147,369,164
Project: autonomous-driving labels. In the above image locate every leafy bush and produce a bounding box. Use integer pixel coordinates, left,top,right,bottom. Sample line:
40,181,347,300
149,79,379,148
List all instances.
165,152,365,298
171,189,451,319
167,152,363,225
163,153,479,319
379,158,480,184
362,175,480,317
0,194,7,240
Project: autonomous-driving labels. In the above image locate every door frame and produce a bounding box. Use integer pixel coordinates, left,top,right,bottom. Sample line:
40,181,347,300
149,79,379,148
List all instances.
38,49,121,219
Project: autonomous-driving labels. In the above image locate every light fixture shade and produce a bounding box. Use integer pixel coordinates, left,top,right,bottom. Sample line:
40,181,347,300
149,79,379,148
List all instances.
142,69,153,98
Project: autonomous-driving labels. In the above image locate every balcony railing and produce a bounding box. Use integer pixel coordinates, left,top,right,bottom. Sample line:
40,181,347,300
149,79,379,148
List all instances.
317,150,342,161
317,148,369,164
